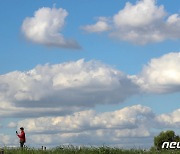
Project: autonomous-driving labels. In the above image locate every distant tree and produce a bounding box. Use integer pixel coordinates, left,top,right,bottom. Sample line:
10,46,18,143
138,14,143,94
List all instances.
154,130,180,150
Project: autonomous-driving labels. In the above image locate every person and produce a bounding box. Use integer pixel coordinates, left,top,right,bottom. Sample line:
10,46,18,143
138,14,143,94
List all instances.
16,127,26,148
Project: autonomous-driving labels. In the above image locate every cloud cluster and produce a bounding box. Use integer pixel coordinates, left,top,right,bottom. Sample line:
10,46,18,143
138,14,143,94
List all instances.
1,52,179,148
12,105,153,147
22,7,80,49
21,1,179,46
132,52,180,93
0,59,138,117
5,105,178,148
82,0,180,44
17,105,153,135
0,52,180,118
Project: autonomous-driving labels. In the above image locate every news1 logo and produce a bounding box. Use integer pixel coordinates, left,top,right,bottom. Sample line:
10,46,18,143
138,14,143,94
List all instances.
162,142,180,149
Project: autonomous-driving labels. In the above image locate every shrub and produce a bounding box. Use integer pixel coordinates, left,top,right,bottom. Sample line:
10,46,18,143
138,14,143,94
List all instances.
154,130,180,150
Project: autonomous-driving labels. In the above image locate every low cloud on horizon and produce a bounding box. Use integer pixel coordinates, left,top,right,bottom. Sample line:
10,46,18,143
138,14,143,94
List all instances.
1,104,180,148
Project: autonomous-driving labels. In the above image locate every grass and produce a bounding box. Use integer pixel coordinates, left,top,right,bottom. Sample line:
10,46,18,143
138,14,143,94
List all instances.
1,145,180,154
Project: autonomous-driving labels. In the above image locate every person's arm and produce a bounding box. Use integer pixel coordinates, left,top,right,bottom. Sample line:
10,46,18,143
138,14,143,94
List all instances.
17,132,23,138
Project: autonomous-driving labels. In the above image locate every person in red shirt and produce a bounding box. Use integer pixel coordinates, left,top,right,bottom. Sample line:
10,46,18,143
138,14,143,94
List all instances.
16,127,26,148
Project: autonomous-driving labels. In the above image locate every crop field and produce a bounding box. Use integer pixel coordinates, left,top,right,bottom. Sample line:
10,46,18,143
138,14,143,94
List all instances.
1,146,180,154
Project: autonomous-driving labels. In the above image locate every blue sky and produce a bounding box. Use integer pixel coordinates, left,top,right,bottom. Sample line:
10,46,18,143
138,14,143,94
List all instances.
0,0,180,149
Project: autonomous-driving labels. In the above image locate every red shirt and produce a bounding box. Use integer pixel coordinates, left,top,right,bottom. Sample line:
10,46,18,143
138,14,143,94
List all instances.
17,131,26,142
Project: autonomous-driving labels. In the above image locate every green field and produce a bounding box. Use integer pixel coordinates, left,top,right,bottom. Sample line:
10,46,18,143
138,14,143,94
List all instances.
1,146,180,154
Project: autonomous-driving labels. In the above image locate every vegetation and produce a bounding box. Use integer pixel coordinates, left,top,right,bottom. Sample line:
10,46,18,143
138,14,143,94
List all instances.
1,145,180,154
154,130,180,150
1,130,180,154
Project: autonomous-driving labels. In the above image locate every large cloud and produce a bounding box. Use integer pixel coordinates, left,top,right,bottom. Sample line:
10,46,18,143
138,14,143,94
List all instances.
0,59,138,117
22,7,80,49
0,52,180,118
131,52,180,93
16,105,153,134
82,0,180,44
6,105,179,148
14,105,154,148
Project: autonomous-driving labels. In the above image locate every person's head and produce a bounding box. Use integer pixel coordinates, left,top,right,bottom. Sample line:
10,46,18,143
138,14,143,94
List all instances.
20,127,24,131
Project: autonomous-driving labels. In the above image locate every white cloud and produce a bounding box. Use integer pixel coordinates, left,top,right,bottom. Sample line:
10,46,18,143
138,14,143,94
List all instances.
83,0,180,44
156,109,180,128
12,105,180,148
0,53,180,118
165,14,180,39
16,105,154,147
0,134,17,146
82,17,111,33
22,7,80,49
27,129,152,148
0,52,180,118
0,59,138,117
131,52,180,93
7,122,17,128
113,0,165,27
17,105,153,134
111,0,166,44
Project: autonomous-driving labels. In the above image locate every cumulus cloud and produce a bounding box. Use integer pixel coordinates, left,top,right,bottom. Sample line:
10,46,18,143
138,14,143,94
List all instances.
0,59,138,117
0,52,180,118
11,105,179,148
27,129,153,148
0,134,17,146
16,105,154,147
22,7,80,49
111,0,166,44
81,17,111,33
131,52,180,93
17,105,153,134
113,0,165,28
156,109,180,128
82,0,180,44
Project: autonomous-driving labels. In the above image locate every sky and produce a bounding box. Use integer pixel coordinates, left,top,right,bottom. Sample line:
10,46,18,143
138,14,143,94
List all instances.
0,0,180,149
